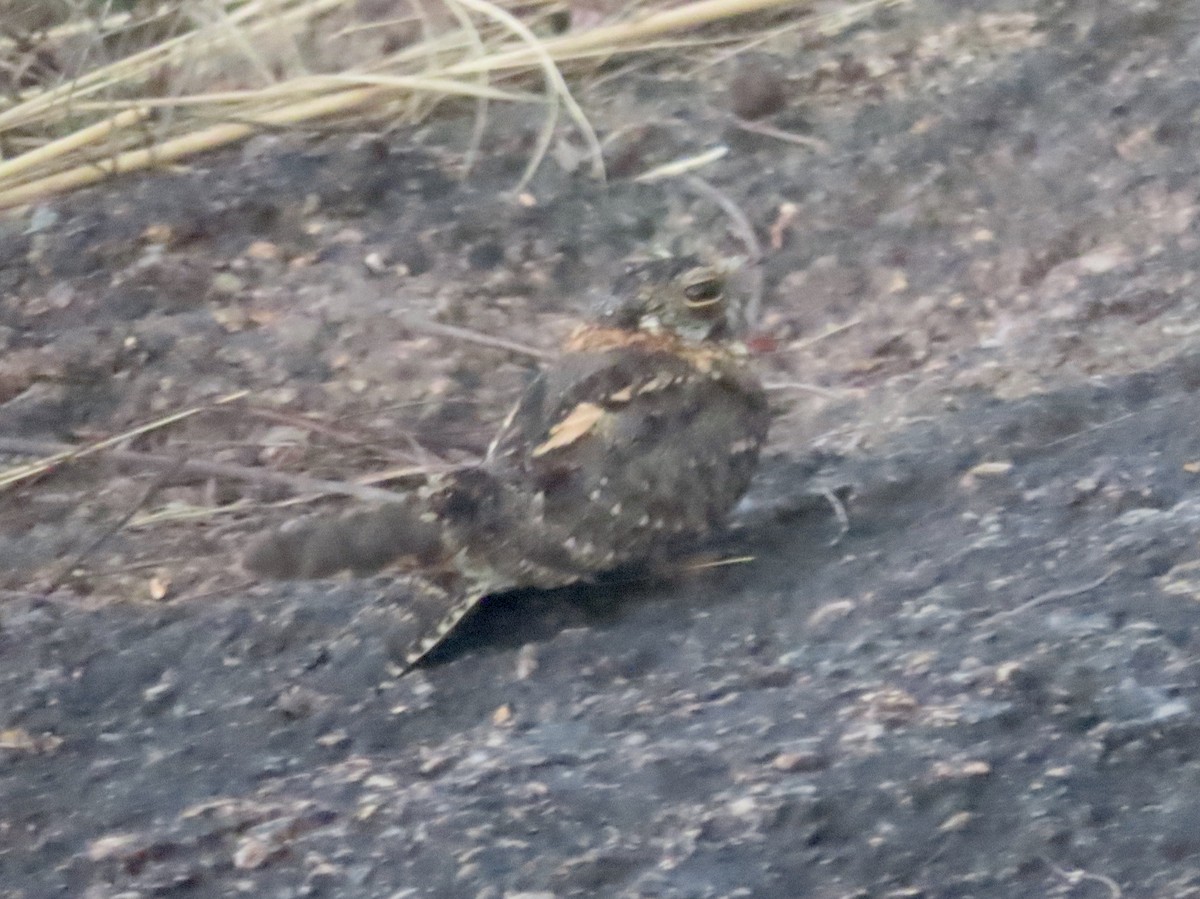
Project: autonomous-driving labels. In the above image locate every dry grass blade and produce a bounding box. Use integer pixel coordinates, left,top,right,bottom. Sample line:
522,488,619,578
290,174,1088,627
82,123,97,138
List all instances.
0,434,412,505
0,79,439,209
683,555,755,571
732,116,830,150
124,455,468,527
432,0,606,189
0,391,248,491
0,0,891,209
0,107,151,184
634,146,729,182
403,314,556,359
440,0,493,176
0,0,310,131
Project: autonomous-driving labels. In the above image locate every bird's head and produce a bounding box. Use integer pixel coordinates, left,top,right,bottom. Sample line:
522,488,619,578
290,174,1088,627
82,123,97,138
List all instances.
602,255,748,342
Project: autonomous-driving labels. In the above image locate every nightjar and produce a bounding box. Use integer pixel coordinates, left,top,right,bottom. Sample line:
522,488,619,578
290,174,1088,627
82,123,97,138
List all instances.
245,256,770,670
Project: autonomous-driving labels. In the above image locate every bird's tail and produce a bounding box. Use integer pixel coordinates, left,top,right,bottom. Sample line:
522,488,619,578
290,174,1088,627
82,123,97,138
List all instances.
243,499,445,579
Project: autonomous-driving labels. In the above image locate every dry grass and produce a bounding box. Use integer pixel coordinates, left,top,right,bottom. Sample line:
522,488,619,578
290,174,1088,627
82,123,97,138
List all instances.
0,0,899,538
0,0,902,210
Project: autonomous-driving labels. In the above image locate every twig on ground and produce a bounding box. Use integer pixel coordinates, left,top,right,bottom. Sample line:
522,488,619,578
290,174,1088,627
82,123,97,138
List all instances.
731,116,830,152
822,487,849,545
1047,861,1122,899
976,568,1119,628
791,317,864,350
403,315,555,359
634,145,729,182
0,391,248,488
0,436,410,504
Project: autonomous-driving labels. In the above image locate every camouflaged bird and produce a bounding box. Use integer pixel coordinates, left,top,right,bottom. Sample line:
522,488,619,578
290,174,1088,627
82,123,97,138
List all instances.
245,256,770,670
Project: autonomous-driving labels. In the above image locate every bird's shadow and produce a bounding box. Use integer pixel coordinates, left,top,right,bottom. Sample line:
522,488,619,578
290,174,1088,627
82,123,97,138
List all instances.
415,576,657,669
414,480,847,670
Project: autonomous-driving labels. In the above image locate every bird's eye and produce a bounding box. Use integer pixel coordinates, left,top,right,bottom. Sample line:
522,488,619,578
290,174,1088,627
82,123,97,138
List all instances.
682,272,724,307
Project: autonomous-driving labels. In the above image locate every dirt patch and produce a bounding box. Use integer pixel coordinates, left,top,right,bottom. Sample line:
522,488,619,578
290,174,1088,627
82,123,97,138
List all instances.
4,1,1200,896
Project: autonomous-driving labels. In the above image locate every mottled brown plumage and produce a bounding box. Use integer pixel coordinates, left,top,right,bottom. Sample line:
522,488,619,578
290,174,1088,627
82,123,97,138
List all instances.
245,256,770,669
